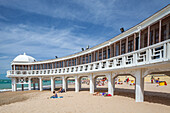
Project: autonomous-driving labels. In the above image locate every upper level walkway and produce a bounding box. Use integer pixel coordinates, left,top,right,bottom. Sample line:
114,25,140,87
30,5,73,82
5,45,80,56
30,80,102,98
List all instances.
7,39,170,77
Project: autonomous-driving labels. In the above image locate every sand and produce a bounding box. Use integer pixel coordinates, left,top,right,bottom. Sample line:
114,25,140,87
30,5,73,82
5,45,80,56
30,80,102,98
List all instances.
0,83,170,113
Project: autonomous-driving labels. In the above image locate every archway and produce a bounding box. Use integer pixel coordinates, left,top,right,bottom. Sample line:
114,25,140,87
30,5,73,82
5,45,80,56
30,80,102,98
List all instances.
94,75,108,92
143,72,170,105
66,76,75,91
79,76,89,91
113,74,136,99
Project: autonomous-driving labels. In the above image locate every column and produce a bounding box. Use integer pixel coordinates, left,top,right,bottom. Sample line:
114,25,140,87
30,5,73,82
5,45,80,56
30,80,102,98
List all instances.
134,34,136,51
120,40,121,55
51,77,55,92
159,20,162,42
75,75,79,92
90,75,94,93
110,45,113,57
135,69,144,102
126,37,128,53
148,26,150,46
39,77,43,91
106,46,108,59
12,78,17,92
62,76,67,92
102,48,103,60
28,77,32,90
139,31,141,49
108,74,114,96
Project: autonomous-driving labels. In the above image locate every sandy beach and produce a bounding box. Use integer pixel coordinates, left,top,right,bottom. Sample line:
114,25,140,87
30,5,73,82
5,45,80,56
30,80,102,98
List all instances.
0,83,170,113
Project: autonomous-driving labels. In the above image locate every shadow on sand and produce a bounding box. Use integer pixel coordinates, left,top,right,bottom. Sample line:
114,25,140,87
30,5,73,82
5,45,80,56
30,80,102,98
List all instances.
54,87,170,106
115,88,170,106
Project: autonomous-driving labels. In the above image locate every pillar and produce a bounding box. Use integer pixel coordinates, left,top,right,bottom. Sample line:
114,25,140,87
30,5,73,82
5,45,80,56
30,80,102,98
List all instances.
135,70,144,102
75,75,79,92
148,26,150,46
12,78,17,92
62,76,67,92
159,20,162,42
39,77,43,91
108,74,114,96
51,77,55,92
139,31,141,49
90,75,94,93
28,77,31,90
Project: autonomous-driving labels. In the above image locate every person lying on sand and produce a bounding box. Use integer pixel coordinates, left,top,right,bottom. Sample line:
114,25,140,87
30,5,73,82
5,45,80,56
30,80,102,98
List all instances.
48,91,63,99
93,92,112,96
50,91,58,98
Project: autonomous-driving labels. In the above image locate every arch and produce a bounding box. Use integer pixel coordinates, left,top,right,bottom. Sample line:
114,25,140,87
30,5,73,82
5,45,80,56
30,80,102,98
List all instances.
78,76,89,91
113,73,136,100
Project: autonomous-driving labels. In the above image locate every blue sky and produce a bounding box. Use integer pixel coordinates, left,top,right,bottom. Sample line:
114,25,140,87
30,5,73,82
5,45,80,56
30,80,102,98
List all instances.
0,0,169,78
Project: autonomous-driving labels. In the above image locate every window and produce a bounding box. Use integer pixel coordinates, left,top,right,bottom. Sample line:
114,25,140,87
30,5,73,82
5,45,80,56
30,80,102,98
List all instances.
99,50,102,60
103,49,106,59
161,25,167,41
108,47,110,58
155,28,159,43
150,30,154,45
128,37,134,52
86,55,88,63
95,52,98,61
121,39,126,54
79,57,81,65
89,55,91,63
83,56,85,64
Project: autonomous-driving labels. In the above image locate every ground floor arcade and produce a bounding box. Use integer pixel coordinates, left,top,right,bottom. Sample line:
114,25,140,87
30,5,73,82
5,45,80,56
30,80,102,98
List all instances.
11,66,170,102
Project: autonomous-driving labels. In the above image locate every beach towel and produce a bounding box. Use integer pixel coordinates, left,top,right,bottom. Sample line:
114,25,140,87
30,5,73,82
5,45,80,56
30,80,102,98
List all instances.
50,96,63,99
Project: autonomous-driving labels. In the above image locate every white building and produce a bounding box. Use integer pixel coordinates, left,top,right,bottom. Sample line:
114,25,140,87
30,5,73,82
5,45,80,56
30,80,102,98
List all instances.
7,5,170,102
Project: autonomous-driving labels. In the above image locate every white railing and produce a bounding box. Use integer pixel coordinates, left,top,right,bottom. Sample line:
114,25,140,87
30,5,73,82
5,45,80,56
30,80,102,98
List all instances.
7,40,170,77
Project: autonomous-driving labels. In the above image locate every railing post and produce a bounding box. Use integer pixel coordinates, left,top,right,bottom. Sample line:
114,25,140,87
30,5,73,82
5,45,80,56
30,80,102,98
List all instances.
146,49,149,64
163,43,167,60
122,56,126,67
167,42,170,60
148,48,152,62
133,53,137,65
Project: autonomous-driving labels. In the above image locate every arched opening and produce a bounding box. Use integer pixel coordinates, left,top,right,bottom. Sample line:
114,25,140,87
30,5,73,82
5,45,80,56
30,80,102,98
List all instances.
79,76,89,91
66,76,75,91
143,71,170,105
53,77,62,90
114,74,136,99
94,75,108,92
16,77,29,91
31,78,39,90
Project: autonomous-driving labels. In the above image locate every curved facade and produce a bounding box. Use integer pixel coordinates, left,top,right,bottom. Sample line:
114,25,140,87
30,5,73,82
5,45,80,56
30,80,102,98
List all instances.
7,5,170,102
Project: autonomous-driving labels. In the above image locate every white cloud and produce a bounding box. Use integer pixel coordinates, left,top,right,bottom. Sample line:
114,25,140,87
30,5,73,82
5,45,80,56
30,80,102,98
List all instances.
0,24,105,59
0,15,8,21
0,0,119,27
